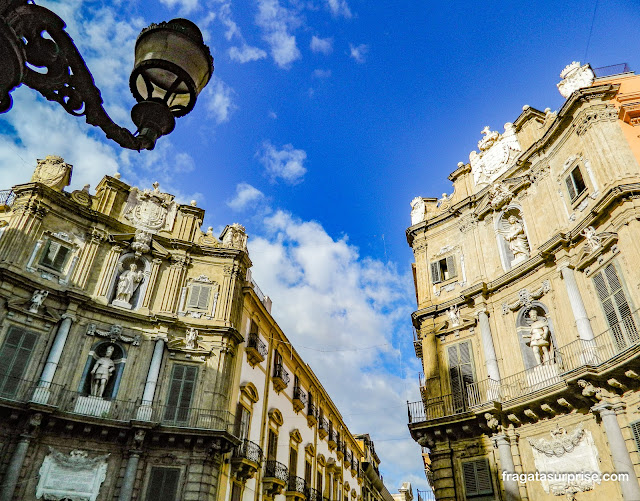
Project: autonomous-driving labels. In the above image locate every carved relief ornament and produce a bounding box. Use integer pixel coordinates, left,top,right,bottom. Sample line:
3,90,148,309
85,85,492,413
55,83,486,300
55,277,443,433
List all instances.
502,280,551,314
123,182,177,233
469,123,522,187
556,61,595,99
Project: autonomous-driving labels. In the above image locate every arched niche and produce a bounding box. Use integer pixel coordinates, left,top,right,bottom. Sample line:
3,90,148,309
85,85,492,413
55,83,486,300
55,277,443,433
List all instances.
107,252,151,310
78,341,127,399
494,205,531,271
515,302,558,370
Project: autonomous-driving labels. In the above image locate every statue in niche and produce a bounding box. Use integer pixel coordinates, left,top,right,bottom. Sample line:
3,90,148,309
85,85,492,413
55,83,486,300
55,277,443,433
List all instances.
186,327,198,349
113,263,144,307
499,214,530,263
523,309,553,365
90,345,115,398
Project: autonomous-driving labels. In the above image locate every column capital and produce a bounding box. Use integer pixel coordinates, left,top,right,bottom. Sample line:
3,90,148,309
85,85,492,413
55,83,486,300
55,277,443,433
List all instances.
591,401,615,416
491,433,510,447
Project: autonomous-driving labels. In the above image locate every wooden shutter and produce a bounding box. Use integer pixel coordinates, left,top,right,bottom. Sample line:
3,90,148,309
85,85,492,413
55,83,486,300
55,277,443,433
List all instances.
631,420,640,453
565,175,577,201
305,460,312,486
448,341,475,413
231,482,242,501
146,467,180,501
593,264,639,350
164,364,197,423
289,447,298,477
267,429,278,460
316,472,322,495
446,255,457,279
0,327,37,397
462,459,492,496
187,284,211,310
572,166,586,195
430,262,441,284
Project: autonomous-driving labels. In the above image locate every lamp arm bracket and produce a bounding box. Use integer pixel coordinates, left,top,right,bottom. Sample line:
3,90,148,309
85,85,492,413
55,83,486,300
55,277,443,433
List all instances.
5,2,146,150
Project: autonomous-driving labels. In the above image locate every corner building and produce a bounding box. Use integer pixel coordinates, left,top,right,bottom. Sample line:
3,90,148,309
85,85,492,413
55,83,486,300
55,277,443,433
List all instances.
406,63,640,501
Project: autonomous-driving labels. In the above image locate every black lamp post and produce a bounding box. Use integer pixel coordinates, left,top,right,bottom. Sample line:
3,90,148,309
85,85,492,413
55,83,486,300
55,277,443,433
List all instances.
0,0,213,150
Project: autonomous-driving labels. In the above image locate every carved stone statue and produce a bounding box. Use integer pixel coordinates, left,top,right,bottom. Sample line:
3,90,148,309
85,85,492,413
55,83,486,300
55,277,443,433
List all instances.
524,309,552,365
447,305,461,327
28,289,49,313
90,346,115,398
582,226,601,252
222,223,247,251
576,379,611,403
112,263,144,308
410,197,427,226
500,215,530,262
186,327,198,349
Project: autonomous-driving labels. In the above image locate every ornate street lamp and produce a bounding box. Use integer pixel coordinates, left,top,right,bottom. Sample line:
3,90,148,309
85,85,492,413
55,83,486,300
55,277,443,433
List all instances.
0,1,213,150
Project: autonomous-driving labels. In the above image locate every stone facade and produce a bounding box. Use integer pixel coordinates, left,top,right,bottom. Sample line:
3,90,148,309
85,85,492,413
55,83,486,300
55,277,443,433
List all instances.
407,64,640,500
217,271,394,501
0,161,248,500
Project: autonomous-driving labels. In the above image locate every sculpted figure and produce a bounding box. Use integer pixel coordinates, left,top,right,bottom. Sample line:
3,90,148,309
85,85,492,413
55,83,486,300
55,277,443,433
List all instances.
90,346,115,398
186,327,198,349
28,289,48,313
448,305,461,327
114,264,144,305
525,309,552,365
501,215,530,261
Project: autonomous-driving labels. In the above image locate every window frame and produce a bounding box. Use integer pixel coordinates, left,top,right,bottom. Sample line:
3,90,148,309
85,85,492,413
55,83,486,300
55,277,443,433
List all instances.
461,458,493,497
565,164,588,203
430,254,458,285
144,466,182,501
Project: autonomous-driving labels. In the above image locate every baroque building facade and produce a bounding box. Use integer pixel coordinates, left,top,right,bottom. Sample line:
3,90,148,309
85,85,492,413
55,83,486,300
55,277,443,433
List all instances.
0,158,396,501
406,63,640,501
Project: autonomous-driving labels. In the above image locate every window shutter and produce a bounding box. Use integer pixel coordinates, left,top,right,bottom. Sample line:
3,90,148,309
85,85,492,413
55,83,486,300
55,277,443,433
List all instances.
565,175,577,201
164,365,197,423
187,285,201,309
231,482,242,501
430,262,441,284
572,166,587,195
448,341,475,413
289,447,298,476
462,459,493,497
187,284,211,310
52,246,70,270
267,429,278,459
146,467,180,501
631,420,640,453
446,255,457,279
0,327,37,397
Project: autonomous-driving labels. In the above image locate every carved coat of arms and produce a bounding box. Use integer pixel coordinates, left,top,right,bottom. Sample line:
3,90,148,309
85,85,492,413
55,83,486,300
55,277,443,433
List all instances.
469,124,522,187
123,182,177,232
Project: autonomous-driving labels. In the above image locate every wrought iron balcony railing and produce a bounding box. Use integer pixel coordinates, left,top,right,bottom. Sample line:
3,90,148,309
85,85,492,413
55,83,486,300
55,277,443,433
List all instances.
293,386,307,405
0,189,15,208
232,439,263,463
306,487,321,501
248,332,268,358
307,402,318,418
273,364,290,385
287,475,306,494
264,459,289,482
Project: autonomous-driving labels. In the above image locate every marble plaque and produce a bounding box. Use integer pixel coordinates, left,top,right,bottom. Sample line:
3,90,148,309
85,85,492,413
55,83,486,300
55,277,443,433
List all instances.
36,448,109,501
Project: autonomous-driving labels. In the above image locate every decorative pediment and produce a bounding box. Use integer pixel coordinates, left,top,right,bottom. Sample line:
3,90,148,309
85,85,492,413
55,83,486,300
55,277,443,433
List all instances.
6,290,60,322
502,280,551,314
86,323,140,346
305,443,315,456
199,227,221,246
268,408,284,427
317,454,326,466
167,333,212,359
575,229,618,272
220,223,248,251
290,429,303,444
240,382,260,403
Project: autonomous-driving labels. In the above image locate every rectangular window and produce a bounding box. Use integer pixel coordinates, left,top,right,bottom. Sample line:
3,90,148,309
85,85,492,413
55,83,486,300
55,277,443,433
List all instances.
447,340,475,413
230,482,242,501
0,326,37,397
187,284,211,310
430,255,457,284
235,403,251,440
565,165,587,202
462,459,493,497
163,364,198,424
146,467,180,501
305,460,312,486
39,240,71,272
267,429,278,460
316,472,322,496
593,263,639,350
631,420,640,453
289,447,298,477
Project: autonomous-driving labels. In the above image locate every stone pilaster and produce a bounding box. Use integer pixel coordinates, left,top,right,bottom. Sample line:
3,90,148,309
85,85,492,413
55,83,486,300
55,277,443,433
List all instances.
0,413,42,501
0,198,48,264
140,258,162,310
94,244,124,299
159,255,189,314
70,227,107,289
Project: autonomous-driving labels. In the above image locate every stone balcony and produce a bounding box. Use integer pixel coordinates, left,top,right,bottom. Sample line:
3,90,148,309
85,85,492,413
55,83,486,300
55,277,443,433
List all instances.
230,438,263,481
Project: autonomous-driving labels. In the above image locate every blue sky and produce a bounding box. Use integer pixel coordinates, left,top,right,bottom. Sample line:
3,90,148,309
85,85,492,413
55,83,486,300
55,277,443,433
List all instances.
2,0,640,493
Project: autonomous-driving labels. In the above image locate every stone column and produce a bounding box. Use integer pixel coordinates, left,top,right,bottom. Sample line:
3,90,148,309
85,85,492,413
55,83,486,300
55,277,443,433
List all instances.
477,308,501,382
34,314,74,404
493,434,521,501
71,228,107,289
429,448,456,501
0,200,47,264
94,244,124,299
136,337,165,420
119,451,141,501
560,265,595,342
592,402,640,501
0,414,41,501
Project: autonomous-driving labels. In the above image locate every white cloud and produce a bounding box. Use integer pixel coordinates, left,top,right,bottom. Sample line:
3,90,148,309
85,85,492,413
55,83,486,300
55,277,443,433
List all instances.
158,0,199,15
227,183,266,211
268,111,278,119
205,77,237,124
349,43,369,63
256,0,302,68
248,211,421,490
310,35,333,55
257,141,307,184
229,44,268,63
313,69,332,79
325,0,352,18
